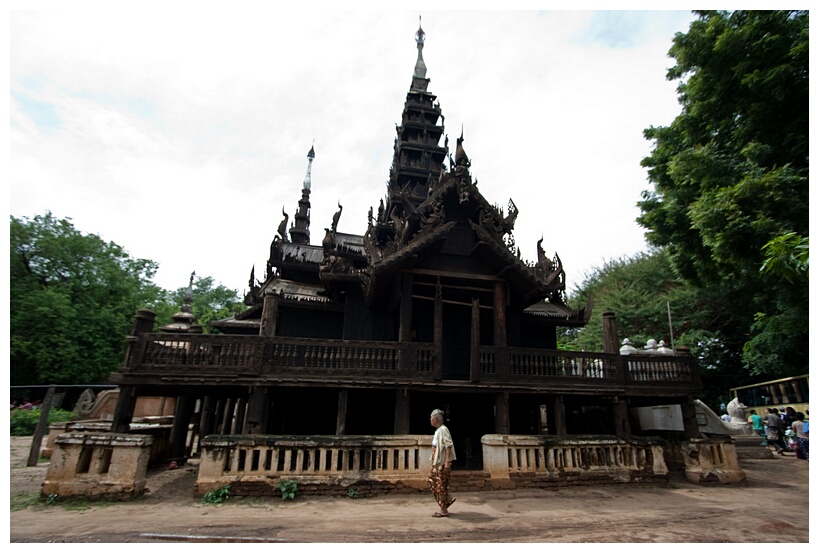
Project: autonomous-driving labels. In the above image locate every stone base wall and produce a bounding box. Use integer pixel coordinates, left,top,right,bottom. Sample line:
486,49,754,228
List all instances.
664,438,746,484
196,434,683,499
42,433,154,500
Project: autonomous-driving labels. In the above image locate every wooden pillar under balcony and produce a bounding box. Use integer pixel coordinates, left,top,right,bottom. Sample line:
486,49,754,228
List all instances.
394,388,410,434
243,387,269,434
602,310,619,354
493,281,507,347
553,395,567,438
433,278,443,381
260,291,279,337
336,389,348,436
494,392,510,434
199,396,216,437
232,398,247,433
612,396,631,438
220,397,237,434
399,273,413,342
167,395,196,461
681,395,700,440
470,298,481,383
111,385,137,433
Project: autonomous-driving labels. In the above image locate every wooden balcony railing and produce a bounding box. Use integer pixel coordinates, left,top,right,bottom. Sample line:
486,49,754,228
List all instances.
125,334,698,390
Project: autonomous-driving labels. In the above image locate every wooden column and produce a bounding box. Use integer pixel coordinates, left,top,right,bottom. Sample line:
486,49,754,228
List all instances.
553,395,567,438
123,308,156,368
232,398,247,434
260,291,279,337
336,389,348,436
394,388,410,434
493,281,507,346
494,392,510,434
433,278,443,381
220,397,237,434
199,396,216,437
602,310,619,354
243,387,269,434
167,395,196,461
399,273,413,342
612,396,631,438
681,395,700,440
111,385,137,433
27,386,54,467
470,298,481,382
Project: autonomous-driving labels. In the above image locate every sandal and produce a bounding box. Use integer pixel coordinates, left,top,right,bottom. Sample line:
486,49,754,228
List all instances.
432,512,449,518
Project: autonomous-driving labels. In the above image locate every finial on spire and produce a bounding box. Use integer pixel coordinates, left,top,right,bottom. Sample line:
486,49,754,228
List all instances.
303,143,315,190
183,271,195,313
413,16,427,80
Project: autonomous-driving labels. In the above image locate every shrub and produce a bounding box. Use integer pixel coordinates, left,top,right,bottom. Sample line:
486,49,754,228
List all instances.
201,484,231,505
275,480,297,500
10,408,75,436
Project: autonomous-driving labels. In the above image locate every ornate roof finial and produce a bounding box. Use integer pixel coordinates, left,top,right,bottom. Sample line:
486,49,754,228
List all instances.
455,127,470,168
303,142,315,190
183,271,195,313
414,17,426,76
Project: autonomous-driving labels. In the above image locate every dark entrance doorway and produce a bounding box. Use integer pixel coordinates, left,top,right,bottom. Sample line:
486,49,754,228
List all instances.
442,302,470,380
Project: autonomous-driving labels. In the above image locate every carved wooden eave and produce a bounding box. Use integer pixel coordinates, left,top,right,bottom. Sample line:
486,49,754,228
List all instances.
467,220,565,309
362,221,457,307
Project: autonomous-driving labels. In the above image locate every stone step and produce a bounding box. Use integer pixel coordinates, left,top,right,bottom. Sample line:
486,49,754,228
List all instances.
732,435,775,459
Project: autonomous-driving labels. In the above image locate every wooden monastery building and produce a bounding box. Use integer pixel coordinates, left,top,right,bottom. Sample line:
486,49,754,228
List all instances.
80,23,742,498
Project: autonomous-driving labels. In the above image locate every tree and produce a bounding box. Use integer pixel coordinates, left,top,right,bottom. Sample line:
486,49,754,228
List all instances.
152,274,244,332
10,213,165,385
637,10,808,378
566,250,754,410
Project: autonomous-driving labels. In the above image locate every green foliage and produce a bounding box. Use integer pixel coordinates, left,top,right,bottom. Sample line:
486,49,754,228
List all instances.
151,275,244,333
201,484,231,505
346,488,360,499
9,212,165,386
636,11,808,380
10,408,76,436
566,250,753,408
760,233,808,284
275,480,297,500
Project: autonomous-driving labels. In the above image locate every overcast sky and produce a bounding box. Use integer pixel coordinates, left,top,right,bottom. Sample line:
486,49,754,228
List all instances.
10,5,699,298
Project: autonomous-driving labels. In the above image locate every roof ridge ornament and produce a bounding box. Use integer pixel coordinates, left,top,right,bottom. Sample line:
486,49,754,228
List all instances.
414,16,426,79
411,16,429,92
303,142,315,191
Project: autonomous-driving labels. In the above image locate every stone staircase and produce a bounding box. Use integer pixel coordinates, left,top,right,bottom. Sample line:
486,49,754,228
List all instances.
732,435,775,459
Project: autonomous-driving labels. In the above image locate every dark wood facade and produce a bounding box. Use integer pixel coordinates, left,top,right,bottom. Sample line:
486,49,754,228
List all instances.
110,23,701,469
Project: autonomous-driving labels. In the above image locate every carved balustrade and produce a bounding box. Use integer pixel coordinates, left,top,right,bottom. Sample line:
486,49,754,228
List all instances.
126,334,698,390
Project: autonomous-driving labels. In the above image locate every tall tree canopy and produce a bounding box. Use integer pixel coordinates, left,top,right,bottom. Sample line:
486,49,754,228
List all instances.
10,213,245,386
10,213,164,385
637,10,808,378
565,250,754,409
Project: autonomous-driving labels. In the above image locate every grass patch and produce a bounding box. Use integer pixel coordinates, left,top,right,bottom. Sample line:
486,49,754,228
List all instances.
10,491,42,511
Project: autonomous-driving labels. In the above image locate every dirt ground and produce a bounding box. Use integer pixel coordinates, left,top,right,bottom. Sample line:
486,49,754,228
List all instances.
7,436,810,543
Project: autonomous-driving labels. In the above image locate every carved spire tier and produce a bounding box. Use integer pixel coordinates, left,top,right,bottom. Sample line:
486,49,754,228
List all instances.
378,20,448,237
290,145,315,245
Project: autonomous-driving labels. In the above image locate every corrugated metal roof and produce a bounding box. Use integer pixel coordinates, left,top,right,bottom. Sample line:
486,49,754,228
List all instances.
334,232,366,254
524,301,577,318
280,244,325,265
262,279,331,303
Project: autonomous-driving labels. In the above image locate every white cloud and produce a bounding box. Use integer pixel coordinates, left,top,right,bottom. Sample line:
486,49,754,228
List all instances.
10,8,695,297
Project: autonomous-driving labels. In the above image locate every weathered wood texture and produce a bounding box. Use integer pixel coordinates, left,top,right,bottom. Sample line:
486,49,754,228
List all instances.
120,333,700,396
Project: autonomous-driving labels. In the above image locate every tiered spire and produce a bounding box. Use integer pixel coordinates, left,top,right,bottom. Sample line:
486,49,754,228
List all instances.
289,145,315,245
377,19,448,231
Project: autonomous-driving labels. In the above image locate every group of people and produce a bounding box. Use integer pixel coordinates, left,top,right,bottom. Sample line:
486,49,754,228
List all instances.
747,406,809,461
